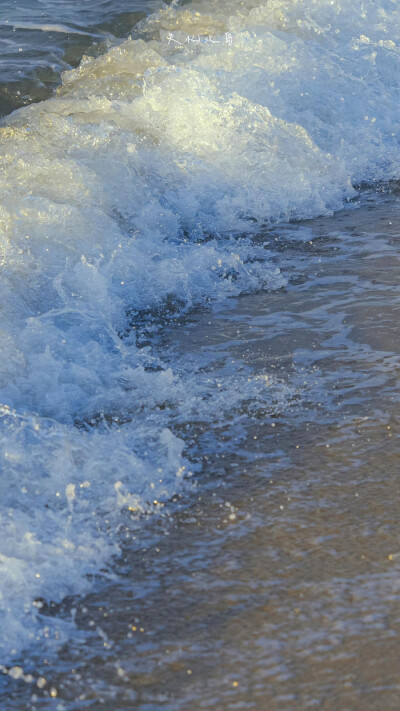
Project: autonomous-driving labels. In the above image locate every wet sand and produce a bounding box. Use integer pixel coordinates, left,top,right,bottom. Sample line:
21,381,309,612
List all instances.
3,190,400,710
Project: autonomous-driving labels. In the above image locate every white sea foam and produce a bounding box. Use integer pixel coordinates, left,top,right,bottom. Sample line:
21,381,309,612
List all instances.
0,0,399,662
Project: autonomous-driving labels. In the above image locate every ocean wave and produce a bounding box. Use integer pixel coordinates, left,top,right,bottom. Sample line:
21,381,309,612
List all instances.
0,0,399,663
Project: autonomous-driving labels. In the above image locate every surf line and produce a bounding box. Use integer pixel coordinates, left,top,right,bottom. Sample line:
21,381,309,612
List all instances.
0,21,113,39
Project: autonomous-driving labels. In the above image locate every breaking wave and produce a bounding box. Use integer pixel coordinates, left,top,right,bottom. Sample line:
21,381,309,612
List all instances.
1,0,399,662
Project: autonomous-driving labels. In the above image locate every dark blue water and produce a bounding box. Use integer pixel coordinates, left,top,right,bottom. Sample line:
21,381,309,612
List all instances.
0,0,160,115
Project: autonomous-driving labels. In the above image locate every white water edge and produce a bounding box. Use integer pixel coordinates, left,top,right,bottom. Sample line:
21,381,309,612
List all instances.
0,0,400,663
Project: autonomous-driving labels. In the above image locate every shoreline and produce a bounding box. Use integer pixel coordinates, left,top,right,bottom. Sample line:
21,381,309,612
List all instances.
3,191,400,708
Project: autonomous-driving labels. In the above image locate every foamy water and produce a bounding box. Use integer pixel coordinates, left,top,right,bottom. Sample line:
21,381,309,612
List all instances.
1,0,400,666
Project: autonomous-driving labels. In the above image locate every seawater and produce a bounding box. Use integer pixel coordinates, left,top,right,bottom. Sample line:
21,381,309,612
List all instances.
1,0,400,704
0,0,160,116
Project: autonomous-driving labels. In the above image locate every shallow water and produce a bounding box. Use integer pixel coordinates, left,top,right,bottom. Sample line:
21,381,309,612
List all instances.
3,192,400,710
